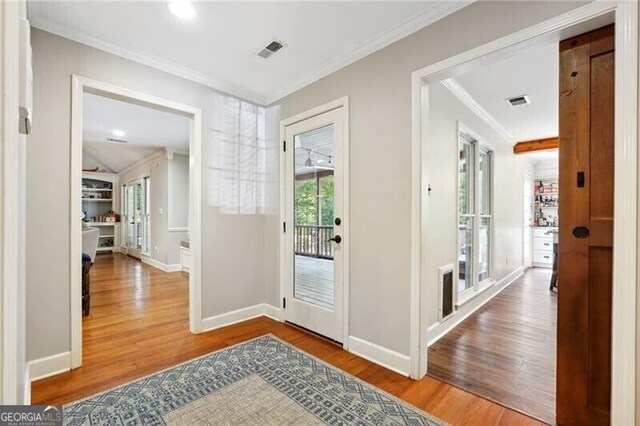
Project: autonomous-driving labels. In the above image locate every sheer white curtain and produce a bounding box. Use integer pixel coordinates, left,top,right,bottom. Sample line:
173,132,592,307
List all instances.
206,93,272,214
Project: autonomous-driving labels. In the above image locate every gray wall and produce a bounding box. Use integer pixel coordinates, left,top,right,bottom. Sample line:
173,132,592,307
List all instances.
424,81,534,328
271,1,587,355
26,29,274,361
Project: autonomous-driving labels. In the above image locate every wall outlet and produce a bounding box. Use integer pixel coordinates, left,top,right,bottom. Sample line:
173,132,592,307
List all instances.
154,245,159,253
159,208,163,215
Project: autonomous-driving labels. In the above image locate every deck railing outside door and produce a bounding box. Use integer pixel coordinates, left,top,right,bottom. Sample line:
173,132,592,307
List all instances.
295,225,334,259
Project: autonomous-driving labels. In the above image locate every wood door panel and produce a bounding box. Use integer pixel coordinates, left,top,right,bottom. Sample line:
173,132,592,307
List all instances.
557,24,614,425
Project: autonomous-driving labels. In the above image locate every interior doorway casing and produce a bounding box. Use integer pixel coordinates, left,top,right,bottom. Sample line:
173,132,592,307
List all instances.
70,76,203,369
409,2,637,424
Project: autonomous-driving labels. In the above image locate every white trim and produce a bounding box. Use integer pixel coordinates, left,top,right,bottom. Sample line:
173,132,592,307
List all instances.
70,76,204,369
140,257,181,273
26,352,71,382
410,2,637,424
28,15,266,105
28,2,472,107
279,96,350,346
168,227,189,233
1,0,23,404
347,336,411,377
441,78,514,143
264,1,473,105
115,151,161,178
263,304,285,322
200,304,282,333
428,267,523,347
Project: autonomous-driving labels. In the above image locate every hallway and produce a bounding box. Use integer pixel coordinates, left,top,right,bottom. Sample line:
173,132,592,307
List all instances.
31,254,544,425
428,268,557,424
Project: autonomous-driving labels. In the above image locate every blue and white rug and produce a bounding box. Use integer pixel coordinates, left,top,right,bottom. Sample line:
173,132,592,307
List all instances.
64,334,447,425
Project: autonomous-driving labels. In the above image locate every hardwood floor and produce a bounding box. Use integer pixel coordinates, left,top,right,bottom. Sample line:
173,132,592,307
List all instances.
428,268,557,424
32,253,544,425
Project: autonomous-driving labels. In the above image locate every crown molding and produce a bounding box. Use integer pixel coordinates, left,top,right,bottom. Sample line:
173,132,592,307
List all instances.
27,15,268,105
28,2,473,107
265,1,473,105
441,77,514,144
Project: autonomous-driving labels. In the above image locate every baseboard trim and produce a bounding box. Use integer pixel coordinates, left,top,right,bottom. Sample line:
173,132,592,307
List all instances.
141,257,181,273
427,267,524,347
347,336,411,377
201,304,283,333
27,351,71,382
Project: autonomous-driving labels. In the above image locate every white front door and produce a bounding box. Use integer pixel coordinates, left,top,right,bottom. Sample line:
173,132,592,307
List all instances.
284,107,346,342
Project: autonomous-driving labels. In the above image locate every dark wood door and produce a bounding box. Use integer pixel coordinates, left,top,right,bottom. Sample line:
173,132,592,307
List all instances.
557,25,614,426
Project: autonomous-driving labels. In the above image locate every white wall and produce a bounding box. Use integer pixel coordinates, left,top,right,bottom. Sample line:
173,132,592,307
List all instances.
535,158,559,179
167,153,189,265
423,81,534,330
271,1,587,356
26,29,274,362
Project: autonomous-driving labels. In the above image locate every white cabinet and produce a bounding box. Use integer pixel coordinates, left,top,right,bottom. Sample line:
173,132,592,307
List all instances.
533,227,555,268
83,172,120,253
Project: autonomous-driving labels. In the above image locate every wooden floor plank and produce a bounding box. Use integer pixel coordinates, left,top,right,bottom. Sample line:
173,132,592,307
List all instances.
31,253,544,425
428,268,556,424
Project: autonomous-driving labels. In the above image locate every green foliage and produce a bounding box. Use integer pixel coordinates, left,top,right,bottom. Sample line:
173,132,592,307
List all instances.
295,174,334,225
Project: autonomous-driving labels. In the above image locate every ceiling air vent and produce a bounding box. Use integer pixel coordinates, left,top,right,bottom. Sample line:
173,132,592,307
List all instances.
506,95,531,107
257,39,286,59
106,137,127,144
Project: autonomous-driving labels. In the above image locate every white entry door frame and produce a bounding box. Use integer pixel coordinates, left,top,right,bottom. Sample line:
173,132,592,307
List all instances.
410,2,637,424
279,97,350,346
70,76,203,368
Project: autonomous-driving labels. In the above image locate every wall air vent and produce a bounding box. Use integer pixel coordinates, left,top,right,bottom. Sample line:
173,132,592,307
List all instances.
506,95,531,107
257,39,286,59
106,137,127,143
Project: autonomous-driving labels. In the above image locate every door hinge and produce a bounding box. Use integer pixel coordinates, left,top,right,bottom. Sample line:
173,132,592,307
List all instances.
283,140,286,152
282,297,286,309
283,222,286,233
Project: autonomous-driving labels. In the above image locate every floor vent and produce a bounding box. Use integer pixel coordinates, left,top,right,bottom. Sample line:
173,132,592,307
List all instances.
438,264,454,321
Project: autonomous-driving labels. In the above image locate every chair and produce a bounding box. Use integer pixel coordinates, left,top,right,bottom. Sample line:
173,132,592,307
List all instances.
81,227,99,315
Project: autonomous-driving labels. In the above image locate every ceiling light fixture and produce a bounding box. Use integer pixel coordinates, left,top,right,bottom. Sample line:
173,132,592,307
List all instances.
167,0,196,20
111,129,126,137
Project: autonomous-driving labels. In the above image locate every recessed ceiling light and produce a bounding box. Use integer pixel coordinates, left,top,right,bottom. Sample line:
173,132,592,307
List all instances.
111,129,126,137
167,0,196,20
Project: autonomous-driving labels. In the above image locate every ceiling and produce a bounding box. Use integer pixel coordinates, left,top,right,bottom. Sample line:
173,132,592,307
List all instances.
522,149,558,166
83,92,190,149
82,92,189,173
295,124,334,175
28,1,471,105
455,42,559,143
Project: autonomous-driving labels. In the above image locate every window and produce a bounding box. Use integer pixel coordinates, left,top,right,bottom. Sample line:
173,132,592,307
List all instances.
458,130,493,300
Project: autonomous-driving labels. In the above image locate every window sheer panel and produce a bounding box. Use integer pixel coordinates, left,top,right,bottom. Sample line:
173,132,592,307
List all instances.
206,93,275,215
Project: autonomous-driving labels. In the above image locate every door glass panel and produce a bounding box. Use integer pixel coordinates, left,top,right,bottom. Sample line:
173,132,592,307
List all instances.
458,215,474,293
293,124,335,309
134,182,143,250
126,185,135,247
478,216,490,282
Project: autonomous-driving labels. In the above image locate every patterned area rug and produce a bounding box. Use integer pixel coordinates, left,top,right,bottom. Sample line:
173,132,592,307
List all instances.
64,335,447,425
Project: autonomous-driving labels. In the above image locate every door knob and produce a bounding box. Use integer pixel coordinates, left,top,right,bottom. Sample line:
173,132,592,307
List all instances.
572,226,590,239
327,235,342,244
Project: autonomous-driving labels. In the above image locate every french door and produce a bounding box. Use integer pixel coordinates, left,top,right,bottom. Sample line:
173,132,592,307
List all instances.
123,177,149,258
283,106,346,342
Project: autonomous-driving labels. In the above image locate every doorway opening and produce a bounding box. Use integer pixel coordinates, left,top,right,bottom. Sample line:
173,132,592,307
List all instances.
412,3,637,425
71,77,203,369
